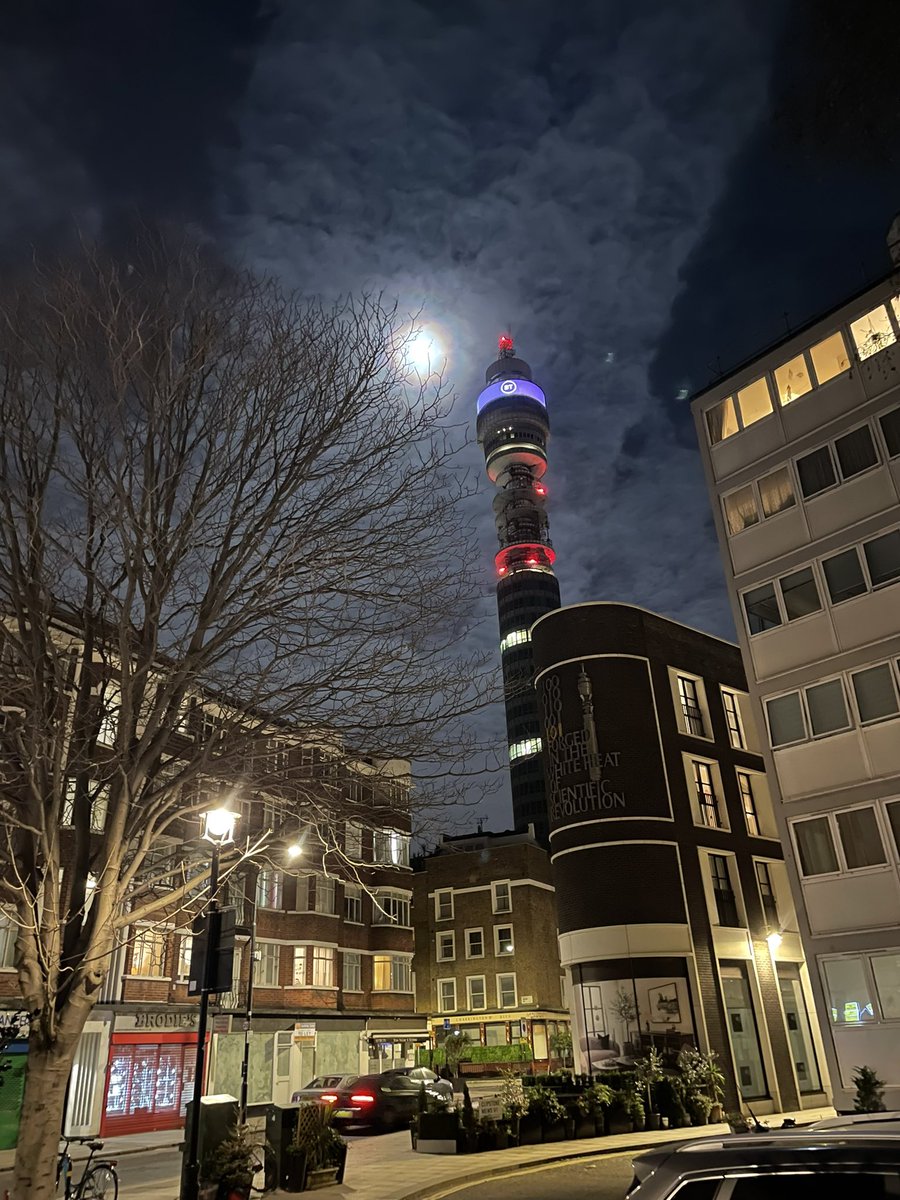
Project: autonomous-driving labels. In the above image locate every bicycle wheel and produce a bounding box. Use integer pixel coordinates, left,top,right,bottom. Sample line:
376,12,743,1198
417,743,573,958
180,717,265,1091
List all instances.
79,1164,118,1200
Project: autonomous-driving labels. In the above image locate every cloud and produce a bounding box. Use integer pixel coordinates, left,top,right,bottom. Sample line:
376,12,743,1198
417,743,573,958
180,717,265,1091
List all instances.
221,0,771,826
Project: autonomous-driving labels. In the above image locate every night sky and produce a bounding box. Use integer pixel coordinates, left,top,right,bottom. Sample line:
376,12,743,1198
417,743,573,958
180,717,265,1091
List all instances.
3,1,897,829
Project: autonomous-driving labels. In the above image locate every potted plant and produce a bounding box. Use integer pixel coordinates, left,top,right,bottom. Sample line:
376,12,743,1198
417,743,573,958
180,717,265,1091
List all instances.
678,1047,725,1125
287,1103,347,1191
634,1047,664,1131
853,1065,887,1113
584,1081,613,1135
550,1027,574,1073
456,1086,480,1154
200,1123,264,1200
610,990,640,1055
568,1092,595,1139
606,1089,635,1136
527,1084,566,1142
441,1030,471,1083
498,1068,525,1145
414,1086,459,1154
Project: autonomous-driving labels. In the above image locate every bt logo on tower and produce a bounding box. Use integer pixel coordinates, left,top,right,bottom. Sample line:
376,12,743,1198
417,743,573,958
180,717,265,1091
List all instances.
500,380,518,394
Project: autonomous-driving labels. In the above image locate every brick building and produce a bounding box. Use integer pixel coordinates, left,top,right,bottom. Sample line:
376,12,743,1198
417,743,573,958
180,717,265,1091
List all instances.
530,602,830,1115
412,829,570,1065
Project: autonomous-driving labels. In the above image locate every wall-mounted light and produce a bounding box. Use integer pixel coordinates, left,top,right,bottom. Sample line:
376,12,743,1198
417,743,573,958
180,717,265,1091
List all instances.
766,932,783,952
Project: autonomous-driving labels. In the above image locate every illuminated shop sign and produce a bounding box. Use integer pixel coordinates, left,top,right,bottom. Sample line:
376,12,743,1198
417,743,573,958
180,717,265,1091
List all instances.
476,377,547,414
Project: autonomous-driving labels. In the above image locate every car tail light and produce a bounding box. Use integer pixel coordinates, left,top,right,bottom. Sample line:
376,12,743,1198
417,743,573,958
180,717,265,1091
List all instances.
350,1093,375,1104
320,1094,338,1104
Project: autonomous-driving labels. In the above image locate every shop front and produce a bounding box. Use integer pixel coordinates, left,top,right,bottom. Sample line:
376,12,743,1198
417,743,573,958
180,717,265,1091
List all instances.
101,1011,200,1136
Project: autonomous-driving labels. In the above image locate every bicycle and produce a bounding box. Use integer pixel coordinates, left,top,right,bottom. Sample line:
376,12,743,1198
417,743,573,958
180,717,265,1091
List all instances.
57,1136,119,1199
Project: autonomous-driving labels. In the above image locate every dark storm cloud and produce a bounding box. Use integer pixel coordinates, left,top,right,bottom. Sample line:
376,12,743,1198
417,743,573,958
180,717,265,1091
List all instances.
219,0,776,822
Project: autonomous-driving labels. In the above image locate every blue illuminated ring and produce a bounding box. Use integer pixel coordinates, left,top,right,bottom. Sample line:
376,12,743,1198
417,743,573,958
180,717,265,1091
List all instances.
476,378,547,414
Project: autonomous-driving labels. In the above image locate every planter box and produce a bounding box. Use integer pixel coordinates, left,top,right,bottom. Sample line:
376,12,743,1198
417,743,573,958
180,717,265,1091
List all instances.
542,1121,566,1143
416,1113,459,1141
607,1117,634,1135
306,1166,341,1191
518,1114,543,1146
574,1114,596,1138
416,1139,457,1155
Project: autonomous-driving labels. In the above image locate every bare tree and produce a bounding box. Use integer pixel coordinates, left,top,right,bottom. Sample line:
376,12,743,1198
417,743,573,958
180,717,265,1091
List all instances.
0,233,491,1199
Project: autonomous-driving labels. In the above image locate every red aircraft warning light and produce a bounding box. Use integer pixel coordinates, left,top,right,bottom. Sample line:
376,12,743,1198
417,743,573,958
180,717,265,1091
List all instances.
498,334,514,353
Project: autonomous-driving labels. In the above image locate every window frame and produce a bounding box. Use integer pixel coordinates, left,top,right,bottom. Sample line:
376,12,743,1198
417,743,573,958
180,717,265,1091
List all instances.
467,974,488,1011
496,972,518,1009
493,924,515,956
465,927,485,959
737,770,760,837
707,852,743,929
491,881,512,915
130,926,168,978
721,689,746,750
849,661,900,726
254,941,281,988
342,950,362,993
690,758,727,830
754,859,779,929
437,977,457,1013
292,946,307,987
792,804,891,878
435,889,454,921
436,930,456,962
343,883,363,924
676,674,708,738
311,946,336,988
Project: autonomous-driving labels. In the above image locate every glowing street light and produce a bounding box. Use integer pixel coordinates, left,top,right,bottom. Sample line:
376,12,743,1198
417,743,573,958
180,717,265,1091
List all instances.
286,841,304,861
201,807,237,845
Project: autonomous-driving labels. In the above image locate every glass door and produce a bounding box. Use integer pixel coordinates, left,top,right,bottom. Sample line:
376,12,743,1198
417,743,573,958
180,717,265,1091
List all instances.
721,964,768,1100
777,966,822,1094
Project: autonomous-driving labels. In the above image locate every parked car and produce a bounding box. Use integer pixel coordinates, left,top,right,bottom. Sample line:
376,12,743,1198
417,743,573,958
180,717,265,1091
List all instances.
321,1068,452,1132
291,1075,359,1104
627,1132,900,1198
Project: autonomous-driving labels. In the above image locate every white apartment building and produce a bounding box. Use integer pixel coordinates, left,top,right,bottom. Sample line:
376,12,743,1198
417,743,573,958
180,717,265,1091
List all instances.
692,234,900,1110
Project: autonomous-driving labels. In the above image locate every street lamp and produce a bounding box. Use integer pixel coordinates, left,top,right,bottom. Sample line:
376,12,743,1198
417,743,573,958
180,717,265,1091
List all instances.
183,807,238,1200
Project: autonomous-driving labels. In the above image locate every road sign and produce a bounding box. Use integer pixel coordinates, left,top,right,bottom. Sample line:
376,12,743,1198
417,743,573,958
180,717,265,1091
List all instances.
443,1018,450,1030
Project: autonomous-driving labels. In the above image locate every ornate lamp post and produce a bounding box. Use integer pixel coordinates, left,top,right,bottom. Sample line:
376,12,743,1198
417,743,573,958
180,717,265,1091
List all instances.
182,807,238,1200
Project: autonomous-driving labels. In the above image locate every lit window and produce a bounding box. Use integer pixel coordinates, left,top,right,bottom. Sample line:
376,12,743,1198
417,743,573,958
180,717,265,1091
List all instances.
736,378,773,427
755,861,778,926
509,737,541,762
0,914,16,969
836,807,885,870
345,821,363,859
467,976,487,1011
794,817,838,877
779,567,821,621
314,876,335,914
292,946,306,986
256,869,283,910
437,978,457,1012
723,485,759,536
343,951,362,992
805,679,850,737
871,953,900,1021
500,628,531,653
822,956,874,1024
176,936,193,981
722,691,745,749
809,330,850,384
758,467,795,518
850,305,896,360
851,664,899,724
743,582,781,634
706,396,739,445
796,446,836,497
738,773,759,836
497,973,517,1008
708,854,741,927
373,890,410,926
312,947,335,988
766,693,806,748
131,928,167,977
677,676,706,736
437,932,455,961
774,354,812,406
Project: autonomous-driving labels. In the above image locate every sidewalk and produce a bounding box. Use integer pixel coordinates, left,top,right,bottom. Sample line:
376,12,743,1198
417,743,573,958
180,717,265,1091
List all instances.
0,1128,181,1173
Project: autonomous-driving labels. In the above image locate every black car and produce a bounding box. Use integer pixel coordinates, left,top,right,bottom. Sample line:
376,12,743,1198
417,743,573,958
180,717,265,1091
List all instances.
291,1075,359,1104
326,1068,452,1132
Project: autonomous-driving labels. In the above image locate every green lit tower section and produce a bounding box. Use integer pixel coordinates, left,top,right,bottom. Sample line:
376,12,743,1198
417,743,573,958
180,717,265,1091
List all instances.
476,335,560,844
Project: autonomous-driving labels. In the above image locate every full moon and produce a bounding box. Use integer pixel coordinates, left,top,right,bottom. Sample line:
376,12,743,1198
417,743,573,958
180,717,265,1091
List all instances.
405,328,444,375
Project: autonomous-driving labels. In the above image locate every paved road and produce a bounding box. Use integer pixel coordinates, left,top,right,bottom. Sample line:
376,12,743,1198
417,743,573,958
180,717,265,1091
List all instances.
440,1153,634,1200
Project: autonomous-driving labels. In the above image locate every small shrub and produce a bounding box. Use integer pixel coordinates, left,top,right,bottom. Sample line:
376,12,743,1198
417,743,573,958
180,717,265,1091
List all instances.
853,1065,887,1113
525,1084,566,1125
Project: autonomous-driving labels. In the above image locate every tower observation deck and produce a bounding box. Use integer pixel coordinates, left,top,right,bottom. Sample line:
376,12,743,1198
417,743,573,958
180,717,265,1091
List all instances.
476,336,560,844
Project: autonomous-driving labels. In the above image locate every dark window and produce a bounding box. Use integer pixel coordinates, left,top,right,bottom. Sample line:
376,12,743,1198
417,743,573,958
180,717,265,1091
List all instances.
738,772,760,836
887,800,900,857
880,405,900,457
851,664,899,724
836,807,886,870
780,566,821,620
822,547,867,603
755,860,778,926
805,678,850,736
743,583,781,634
709,855,741,927
863,529,900,587
794,817,839,876
835,425,879,478
730,1172,900,1197
692,761,723,828
677,676,706,736
796,446,837,497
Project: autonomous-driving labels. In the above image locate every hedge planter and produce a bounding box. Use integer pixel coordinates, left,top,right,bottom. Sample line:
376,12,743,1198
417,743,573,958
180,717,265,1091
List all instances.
646,1113,662,1132
606,1115,634,1136
574,1113,596,1139
415,1112,459,1155
518,1114,543,1145
542,1120,566,1143
306,1166,341,1191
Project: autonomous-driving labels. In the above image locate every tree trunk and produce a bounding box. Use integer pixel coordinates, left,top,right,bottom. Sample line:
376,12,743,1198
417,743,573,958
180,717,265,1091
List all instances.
13,1040,80,1200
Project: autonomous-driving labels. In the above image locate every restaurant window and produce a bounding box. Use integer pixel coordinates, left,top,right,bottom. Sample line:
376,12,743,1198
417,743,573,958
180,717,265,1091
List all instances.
774,353,812,406
850,304,896,360
809,329,850,384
